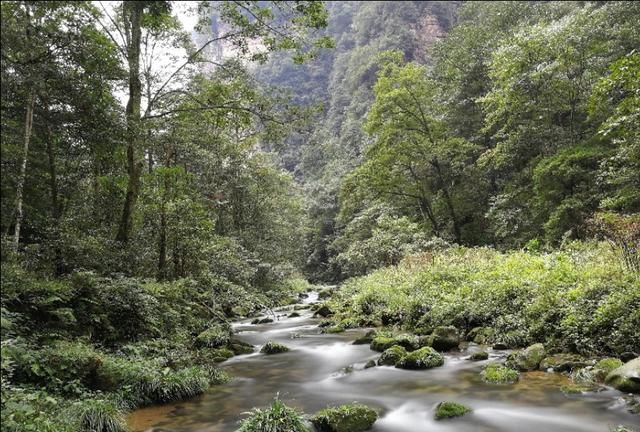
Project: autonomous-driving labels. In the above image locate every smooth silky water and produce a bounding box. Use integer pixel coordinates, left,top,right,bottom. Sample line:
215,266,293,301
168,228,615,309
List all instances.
129,294,639,432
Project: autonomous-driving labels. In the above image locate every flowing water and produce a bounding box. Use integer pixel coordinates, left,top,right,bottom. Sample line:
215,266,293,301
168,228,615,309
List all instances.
129,293,639,432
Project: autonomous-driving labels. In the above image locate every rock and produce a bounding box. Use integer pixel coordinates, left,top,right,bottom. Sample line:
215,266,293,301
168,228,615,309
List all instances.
469,351,489,361
468,327,495,345
429,326,460,351
606,357,640,394
318,320,335,328
620,352,638,363
229,339,254,355
258,317,274,324
322,325,346,334
310,403,378,432
370,336,396,352
298,292,309,299
561,383,596,394
481,363,519,384
318,290,333,300
378,345,407,366
540,354,589,372
250,318,260,324
288,312,301,318
506,343,546,371
493,342,509,350
353,330,377,345
260,341,290,355
211,347,234,362
315,305,334,317
594,358,624,381
434,401,472,420
392,334,421,351
364,360,376,369
396,347,444,370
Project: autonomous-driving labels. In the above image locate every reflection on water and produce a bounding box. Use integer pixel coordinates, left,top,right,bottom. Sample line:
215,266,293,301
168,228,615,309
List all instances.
129,299,639,432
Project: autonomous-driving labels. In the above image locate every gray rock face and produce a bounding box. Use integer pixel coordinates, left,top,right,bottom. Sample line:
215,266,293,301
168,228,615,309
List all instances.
606,357,640,394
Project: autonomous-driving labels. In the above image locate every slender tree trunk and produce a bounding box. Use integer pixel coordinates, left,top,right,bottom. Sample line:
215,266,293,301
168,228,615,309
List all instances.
45,121,65,274
13,91,35,250
116,2,144,243
157,206,167,280
432,158,461,243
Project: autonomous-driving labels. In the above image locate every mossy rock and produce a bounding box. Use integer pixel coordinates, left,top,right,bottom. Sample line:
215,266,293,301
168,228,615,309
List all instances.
540,354,588,372
560,383,596,395
260,341,290,355
396,347,444,370
594,358,624,381
310,403,378,432
370,336,396,352
318,320,335,328
481,363,519,384
322,325,346,334
364,360,376,369
318,290,334,300
378,345,407,366
469,351,489,361
258,317,274,324
288,312,301,318
605,357,640,394
468,327,495,345
434,401,472,420
229,339,254,355
353,330,377,345
315,305,334,317
506,343,546,371
195,323,231,348
392,334,421,351
211,347,234,363
429,326,460,352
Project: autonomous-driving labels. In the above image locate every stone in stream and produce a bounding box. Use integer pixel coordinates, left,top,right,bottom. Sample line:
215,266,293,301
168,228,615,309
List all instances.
506,343,546,371
229,338,254,355
395,347,444,370
391,334,422,351
428,326,460,351
481,363,520,384
434,401,472,420
288,312,301,318
310,403,378,432
620,352,638,363
353,330,377,345
539,353,589,372
377,345,407,366
260,341,290,355
370,336,396,352
315,304,334,317
469,351,489,361
364,359,376,369
605,357,640,394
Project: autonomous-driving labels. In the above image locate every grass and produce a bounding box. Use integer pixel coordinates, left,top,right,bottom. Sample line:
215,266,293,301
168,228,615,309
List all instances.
481,364,520,384
237,396,308,432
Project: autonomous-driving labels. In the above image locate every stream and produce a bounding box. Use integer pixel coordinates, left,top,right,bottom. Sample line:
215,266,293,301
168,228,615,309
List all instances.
129,293,639,432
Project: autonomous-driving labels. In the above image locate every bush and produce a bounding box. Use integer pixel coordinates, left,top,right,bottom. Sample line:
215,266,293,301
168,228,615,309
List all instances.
75,398,128,432
195,323,232,348
237,396,308,432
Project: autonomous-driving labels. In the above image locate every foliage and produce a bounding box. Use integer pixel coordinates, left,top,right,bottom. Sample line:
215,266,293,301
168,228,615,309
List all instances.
237,395,309,432
481,364,520,384
434,401,472,420
310,403,378,432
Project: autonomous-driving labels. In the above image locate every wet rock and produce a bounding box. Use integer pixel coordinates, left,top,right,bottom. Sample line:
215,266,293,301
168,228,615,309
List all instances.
378,345,407,366
594,358,624,381
293,305,310,311
298,292,309,299
434,401,472,420
364,360,376,369
250,318,260,324
229,339,254,355
322,325,346,334
310,403,378,432
481,363,519,384
260,341,290,355
469,351,489,361
258,317,274,324
468,327,495,345
315,305,334,317
506,343,546,371
370,336,396,352
428,326,460,351
493,342,509,350
620,352,638,363
392,334,421,351
396,347,444,370
318,290,333,300
288,312,301,318
606,357,640,394
211,347,234,362
353,330,377,345
540,354,589,372
318,320,335,328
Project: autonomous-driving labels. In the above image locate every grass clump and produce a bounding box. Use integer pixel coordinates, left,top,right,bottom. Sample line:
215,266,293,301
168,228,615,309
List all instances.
481,363,520,384
310,403,378,432
237,396,308,432
76,398,128,432
260,341,290,354
395,347,444,370
434,401,472,420
195,323,232,348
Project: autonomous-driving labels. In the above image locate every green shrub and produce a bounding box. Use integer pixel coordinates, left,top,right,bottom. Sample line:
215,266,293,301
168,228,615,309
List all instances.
75,398,128,432
195,323,232,348
237,396,308,432
0,388,74,432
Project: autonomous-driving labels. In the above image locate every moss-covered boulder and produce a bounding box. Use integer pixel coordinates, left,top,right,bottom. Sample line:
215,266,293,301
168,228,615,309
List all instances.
506,343,546,371
195,323,231,348
434,401,472,420
315,305,334,318
288,312,301,318
468,327,495,345
353,330,377,345
378,345,407,366
396,347,444,370
469,351,489,361
229,339,254,355
322,325,346,334
594,358,624,381
605,357,640,394
211,347,234,363
481,363,519,384
364,360,376,369
370,336,396,352
429,326,460,351
392,334,421,351
260,341,290,355
540,354,588,372
310,403,378,432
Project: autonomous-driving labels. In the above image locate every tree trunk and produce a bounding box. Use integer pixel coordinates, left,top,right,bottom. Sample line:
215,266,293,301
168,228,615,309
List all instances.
116,1,144,243
432,158,461,243
13,91,35,250
45,120,65,274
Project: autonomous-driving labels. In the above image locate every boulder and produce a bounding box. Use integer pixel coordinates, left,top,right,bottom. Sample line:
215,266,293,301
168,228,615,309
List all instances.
370,336,396,352
429,326,460,351
468,327,495,345
396,347,444,370
229,339,254,355
506,343,546,371
195,323,232,348
315,305,334,317
260,341,290,355
594,358,624,381
392,334,421,351
258,317,274,324
353,330,377,345
322,325,346,334
620,352,638,363
378,345,407,366
481,363,519,384
364,360,376,369
469,351,489,361
493,342,509,350
434,401,472,420
540,354,589,372
310,404,378,432
288,312,301,318
605,357,640,394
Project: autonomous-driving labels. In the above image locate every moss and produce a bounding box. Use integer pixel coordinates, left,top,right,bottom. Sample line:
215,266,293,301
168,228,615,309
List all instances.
210,347,234,362
429,326,460,351
561,384,595,394
230,339,254,355
470,351,489,361
310,403,378,432
260,341,290,354
506,343,546,371
315,305,333,317
377,345,407,366
594,357,623,380
434,401,472,420
481,364,520,384
195,323,231,348
392,334,421,351
396,347,444,370
322,325,346,334
370,336,396,352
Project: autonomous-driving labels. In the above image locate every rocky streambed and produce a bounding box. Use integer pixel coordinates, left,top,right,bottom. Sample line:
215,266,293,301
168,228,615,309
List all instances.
129,295,639,432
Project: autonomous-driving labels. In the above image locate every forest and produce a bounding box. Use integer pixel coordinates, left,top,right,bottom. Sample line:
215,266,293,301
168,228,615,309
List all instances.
0,1,638,432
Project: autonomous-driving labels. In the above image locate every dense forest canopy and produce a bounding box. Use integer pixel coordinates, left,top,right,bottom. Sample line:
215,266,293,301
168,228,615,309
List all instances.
1,2,638,432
